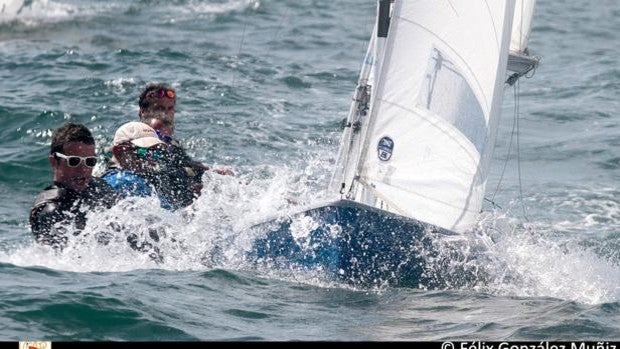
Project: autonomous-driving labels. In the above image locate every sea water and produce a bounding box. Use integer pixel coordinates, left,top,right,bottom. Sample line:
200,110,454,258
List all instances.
0,0,618,340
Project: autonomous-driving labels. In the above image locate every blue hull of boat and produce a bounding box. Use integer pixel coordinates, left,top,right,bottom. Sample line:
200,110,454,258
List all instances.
247,200,461,287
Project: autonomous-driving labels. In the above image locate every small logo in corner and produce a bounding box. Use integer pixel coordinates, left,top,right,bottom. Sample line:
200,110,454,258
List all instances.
377,136,394,161
19,342,51,349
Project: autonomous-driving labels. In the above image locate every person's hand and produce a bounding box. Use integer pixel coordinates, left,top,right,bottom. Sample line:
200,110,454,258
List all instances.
213,166,235,176
191,162,210,171
190,181,203,196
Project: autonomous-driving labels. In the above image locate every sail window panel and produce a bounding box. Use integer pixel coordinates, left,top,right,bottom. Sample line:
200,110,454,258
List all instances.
416,48,488,155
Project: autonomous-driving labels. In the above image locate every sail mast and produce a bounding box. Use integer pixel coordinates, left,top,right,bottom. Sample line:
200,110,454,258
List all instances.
329,0,392,197
374,0,391,86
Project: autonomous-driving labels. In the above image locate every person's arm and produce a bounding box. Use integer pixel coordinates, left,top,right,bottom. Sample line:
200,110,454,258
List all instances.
29,203,69,248
169,140,235,177
211,166,235,176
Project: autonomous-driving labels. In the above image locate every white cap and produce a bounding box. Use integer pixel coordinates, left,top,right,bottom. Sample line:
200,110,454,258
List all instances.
112,121,164,148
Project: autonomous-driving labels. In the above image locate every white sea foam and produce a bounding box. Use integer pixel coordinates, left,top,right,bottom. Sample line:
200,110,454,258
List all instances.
104,77,136,93
1,0,260,26
2,152,617,304
0,0,100,26
179,0,260,15
466,203,620,305
0,151,335,272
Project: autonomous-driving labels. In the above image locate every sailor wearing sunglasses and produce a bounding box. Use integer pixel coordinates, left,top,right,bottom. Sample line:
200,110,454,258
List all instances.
138,83,176,123
30,123,118,248
102,122,196,210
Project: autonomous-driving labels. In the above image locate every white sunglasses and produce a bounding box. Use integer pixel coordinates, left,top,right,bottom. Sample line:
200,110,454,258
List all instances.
54,152,98,168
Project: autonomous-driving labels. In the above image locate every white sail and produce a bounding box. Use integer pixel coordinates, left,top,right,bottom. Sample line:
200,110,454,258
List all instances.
510,0,536,54
342,0,516,232
507,0,538,79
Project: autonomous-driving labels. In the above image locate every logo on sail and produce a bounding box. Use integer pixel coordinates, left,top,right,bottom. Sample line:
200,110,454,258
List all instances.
377,136,394,161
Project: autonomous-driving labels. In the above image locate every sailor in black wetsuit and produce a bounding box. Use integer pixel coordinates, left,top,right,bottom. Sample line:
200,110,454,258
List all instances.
29,123,117,248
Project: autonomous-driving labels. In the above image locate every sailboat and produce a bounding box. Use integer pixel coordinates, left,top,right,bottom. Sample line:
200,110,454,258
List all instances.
246,0,539,287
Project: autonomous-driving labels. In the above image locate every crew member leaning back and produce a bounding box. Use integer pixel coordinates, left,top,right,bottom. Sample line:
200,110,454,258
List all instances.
30,123,118,248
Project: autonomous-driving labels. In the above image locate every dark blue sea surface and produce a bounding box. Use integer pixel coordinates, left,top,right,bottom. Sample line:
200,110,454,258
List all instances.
0,0,618,341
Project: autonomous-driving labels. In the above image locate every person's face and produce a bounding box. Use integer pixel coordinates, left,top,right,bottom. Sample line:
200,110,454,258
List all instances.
49,142,96,192
141,97,175,121
149,118,174,141
114,142,167,175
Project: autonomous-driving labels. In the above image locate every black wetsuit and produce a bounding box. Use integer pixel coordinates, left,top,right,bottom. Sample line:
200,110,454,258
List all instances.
167,139,206,186
29,178,118,248
146,141,199,209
